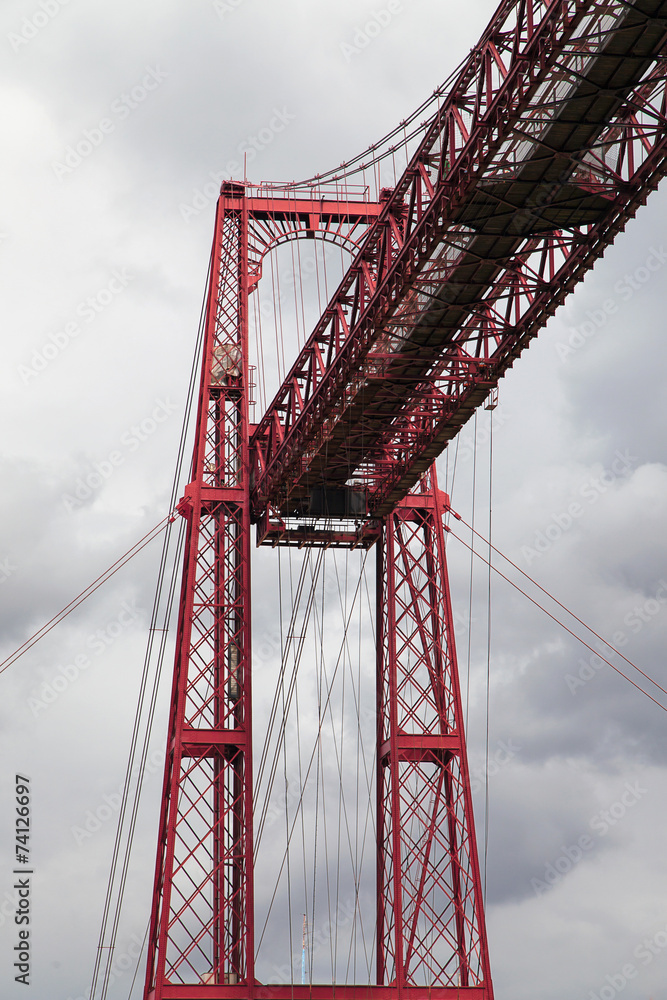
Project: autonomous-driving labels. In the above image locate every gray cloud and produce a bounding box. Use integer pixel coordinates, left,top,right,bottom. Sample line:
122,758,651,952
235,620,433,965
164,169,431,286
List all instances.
2,1,667,998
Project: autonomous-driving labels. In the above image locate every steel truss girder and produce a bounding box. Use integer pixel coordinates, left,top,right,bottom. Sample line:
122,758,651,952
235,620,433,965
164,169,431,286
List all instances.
376,472,492,995
249,0,667,519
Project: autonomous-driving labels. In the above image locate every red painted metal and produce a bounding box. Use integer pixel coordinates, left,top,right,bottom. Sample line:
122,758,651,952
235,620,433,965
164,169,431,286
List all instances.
144,192,255,997
155,988,489,1000
154,987,488,999
377,472,492,995
250,0,667,520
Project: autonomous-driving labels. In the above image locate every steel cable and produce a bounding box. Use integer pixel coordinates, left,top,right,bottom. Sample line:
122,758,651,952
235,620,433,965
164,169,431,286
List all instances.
446,525,667,714
89,239,212,1000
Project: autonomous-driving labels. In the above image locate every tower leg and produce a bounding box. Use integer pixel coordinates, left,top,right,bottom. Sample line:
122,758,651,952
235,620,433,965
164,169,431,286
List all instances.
376,468,493,996
144,188,254,999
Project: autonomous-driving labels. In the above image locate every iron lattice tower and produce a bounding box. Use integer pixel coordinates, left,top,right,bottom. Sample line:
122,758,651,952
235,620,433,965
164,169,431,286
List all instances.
143,186,493,1000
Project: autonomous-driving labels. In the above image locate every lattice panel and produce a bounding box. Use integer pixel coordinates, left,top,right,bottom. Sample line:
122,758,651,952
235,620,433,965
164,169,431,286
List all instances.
163,752,249,984
377,473,491,991
184,507,247,732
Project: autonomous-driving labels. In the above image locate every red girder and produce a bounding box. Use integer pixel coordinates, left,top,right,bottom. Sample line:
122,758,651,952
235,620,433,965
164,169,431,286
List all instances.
228,186,382,289
149,988,489,1000
249,0,667,520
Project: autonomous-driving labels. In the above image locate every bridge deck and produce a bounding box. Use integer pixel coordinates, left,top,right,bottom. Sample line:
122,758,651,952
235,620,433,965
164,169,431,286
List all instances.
249,0,667,527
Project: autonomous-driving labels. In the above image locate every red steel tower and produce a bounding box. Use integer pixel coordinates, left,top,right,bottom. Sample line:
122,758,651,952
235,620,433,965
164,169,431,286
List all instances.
144,191,256,993
142,184,492,999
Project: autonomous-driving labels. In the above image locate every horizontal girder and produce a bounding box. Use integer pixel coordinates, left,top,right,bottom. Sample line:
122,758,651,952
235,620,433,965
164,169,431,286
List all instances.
149,987,490,999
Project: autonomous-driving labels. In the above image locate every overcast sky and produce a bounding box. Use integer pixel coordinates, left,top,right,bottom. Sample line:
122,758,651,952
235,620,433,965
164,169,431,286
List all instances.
2,2,667,999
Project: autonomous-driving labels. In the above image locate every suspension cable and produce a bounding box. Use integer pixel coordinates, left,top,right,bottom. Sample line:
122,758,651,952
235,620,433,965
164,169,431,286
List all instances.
451,508,667,702
254,549,325,850
465,413,478,732
93,517,186,1000
284,55,468,190
483,411,493,903
90,236,212,1000
256,554,370,957
446,525,667,714
0,514,174,676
